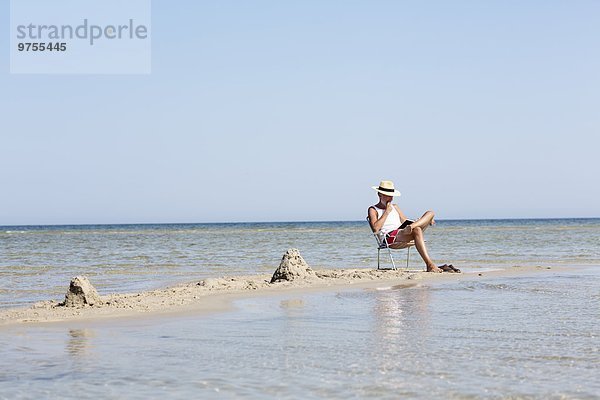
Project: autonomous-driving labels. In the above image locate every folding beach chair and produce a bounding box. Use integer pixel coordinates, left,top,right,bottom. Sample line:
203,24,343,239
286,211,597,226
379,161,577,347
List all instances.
367,216,416,270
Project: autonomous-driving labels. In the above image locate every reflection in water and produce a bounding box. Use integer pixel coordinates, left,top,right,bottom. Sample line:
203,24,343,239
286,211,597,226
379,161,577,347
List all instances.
277,298,306,372
371,285,432,378
373,285,431,341
66,329,95,358
279,299,305,311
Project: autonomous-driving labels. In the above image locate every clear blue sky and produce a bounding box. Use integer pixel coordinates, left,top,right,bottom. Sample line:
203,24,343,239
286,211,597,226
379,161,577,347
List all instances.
1,1,599,225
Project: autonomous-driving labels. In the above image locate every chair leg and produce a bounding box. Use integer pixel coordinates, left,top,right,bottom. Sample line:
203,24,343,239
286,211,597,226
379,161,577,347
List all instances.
377,248,380,269
406,246,411,270
387,247,396,270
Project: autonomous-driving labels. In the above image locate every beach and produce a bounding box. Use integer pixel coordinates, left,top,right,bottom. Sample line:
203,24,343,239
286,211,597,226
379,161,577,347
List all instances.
5,0,599,396
1,220,598,399
0,264,563,327
1,265,597,399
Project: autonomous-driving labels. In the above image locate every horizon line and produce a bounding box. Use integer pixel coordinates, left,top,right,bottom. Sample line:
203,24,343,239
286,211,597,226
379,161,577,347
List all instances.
1,216,599,228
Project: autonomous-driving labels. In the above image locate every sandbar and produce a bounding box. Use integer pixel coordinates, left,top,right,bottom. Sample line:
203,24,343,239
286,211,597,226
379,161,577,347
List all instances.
0,265,564,327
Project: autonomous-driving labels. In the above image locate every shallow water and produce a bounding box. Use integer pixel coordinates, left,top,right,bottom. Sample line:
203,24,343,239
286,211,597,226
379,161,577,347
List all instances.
0,269,598,399
1,219,599,308
1,219,599,398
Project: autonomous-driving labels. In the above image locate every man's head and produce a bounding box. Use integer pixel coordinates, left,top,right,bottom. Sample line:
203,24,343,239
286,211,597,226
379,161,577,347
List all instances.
372,180,401,198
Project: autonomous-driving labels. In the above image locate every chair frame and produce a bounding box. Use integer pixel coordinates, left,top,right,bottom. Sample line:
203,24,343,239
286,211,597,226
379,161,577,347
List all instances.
368,216,416,270
372,229,415,270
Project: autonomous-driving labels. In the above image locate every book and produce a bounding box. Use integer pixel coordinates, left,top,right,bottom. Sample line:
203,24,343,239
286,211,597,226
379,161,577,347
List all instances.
399,219,414,229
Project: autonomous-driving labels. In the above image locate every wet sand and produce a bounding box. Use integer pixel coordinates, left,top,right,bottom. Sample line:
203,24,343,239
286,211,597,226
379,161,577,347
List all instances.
0,266,562,326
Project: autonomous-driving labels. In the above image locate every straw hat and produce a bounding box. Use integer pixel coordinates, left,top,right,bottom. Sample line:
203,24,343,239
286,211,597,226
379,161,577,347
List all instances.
372,180,401,197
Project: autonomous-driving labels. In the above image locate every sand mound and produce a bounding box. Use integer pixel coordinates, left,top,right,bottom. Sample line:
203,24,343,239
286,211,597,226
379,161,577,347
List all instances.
61,276,103,307
271,249,317,283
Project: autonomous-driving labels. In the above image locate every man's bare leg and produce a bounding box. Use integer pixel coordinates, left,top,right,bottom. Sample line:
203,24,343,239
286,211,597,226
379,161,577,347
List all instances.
402,210,435,235
412,226,441,272
393,226,441,272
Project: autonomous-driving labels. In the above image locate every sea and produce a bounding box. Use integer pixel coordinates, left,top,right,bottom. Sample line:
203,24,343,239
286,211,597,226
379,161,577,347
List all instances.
0,219,598,399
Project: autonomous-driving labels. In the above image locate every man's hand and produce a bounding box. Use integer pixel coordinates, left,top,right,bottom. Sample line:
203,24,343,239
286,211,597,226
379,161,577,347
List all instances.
385,201,394,214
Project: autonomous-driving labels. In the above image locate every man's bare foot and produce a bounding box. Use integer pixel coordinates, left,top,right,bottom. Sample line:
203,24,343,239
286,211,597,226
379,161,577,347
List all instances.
427,265,442,273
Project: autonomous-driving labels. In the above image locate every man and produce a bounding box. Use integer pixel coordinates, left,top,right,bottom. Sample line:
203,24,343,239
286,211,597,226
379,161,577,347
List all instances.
368,180,458,273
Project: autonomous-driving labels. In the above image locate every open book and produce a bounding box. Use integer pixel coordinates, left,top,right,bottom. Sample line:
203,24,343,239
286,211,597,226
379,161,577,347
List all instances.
399,219,414,229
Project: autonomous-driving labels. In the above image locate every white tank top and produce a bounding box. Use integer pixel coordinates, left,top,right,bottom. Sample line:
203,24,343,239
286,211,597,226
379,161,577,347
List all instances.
373,205,401,234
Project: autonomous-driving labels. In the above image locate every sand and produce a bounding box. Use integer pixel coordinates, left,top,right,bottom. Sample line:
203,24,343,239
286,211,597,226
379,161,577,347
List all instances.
0,265,561,327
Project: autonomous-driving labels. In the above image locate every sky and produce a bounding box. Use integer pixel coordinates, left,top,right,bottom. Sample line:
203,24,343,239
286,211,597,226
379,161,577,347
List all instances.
1,0,599,225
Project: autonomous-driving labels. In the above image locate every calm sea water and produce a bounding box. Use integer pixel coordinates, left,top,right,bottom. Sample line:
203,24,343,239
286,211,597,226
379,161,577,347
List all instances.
1,219,599,308
0,219,599,399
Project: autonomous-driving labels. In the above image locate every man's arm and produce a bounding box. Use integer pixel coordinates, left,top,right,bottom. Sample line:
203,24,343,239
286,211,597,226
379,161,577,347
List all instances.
368,204,392,232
